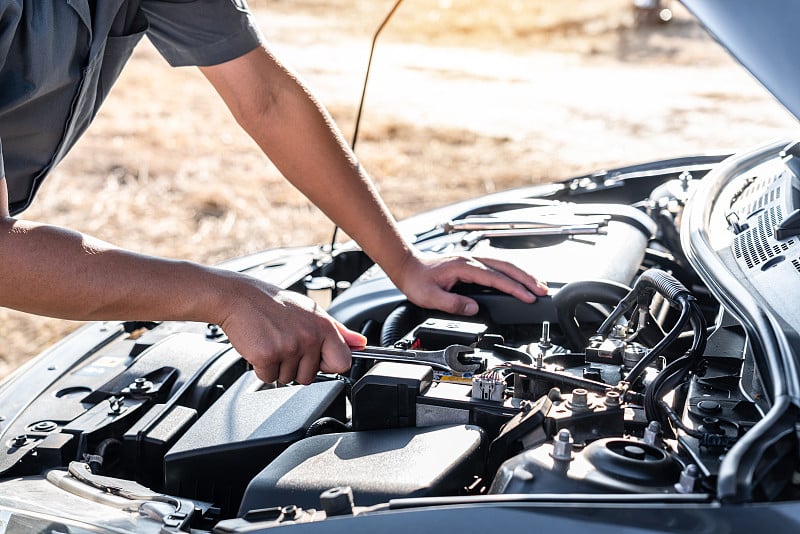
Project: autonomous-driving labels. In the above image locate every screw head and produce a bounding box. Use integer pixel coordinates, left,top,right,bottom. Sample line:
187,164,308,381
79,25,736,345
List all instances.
31,421,57,433
129,377,153,393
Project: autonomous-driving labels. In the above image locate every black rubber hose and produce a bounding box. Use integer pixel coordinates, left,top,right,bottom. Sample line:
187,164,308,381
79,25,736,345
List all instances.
652,208,690,268
552,280,632,351
636,268,692,304
598,268,691,336
305,417,351,438
87,438,122,474
380,304,422,347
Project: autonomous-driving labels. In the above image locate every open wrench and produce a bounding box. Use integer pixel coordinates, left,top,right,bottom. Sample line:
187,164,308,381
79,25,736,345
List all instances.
350,344,482,374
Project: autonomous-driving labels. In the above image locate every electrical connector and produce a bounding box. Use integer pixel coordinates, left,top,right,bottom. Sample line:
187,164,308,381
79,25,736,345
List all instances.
472,374,505,402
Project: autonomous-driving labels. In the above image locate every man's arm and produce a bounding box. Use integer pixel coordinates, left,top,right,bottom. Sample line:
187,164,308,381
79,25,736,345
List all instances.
200,46,548,316
0,178,365,384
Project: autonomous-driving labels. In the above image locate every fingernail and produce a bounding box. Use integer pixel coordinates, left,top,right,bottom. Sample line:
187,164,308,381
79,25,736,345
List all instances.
464,302,479,315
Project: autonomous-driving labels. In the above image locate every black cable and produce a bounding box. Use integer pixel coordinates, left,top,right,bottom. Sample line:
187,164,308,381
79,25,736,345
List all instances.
305,417,351,438
645,354,693,422
645,300,708,423
659,399,705,439
625,298,692,385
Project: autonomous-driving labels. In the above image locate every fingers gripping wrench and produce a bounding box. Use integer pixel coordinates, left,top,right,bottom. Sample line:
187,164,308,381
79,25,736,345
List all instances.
350,345,482,374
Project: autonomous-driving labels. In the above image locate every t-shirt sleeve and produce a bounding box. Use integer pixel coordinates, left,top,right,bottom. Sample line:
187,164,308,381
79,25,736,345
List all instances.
140,0,264,67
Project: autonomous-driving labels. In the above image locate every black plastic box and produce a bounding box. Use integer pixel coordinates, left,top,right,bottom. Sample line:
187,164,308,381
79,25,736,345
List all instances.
351,362,433,430
164,373,345,515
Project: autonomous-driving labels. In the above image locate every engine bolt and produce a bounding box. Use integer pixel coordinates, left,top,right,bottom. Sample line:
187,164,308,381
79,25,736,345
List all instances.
643,421,662,446
547,388,563,402
108,396,124,414
604,391,621,409
610,324,628,339
537,321,552,369
570,389,590,412
622,445,647,460
551,429,573,462
623,345,647,369
130,377,151,393
320,486,355,517
10,435,28,448
699,417,723,434
675,464,700,494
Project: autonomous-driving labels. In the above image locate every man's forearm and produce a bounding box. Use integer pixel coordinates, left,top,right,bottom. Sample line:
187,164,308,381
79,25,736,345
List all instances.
200,47,416,282
0,217,229,323
0,214,364,384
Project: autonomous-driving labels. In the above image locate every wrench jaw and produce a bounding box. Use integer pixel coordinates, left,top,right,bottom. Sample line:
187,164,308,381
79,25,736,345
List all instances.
442,345,482,374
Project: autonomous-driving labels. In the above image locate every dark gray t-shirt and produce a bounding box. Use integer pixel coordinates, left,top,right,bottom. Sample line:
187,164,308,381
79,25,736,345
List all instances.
0,0,263,215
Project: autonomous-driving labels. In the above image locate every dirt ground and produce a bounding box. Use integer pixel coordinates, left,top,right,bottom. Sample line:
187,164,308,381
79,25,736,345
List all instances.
1,0,798,377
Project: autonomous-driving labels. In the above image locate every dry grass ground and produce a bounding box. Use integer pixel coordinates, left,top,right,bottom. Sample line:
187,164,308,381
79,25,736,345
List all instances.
1,0,798,377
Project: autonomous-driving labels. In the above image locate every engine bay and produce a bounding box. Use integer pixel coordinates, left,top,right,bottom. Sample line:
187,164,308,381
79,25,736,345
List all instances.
3,145,798,532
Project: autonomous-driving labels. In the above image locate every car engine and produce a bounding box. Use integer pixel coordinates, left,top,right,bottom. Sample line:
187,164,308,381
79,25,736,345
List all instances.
2,148,793,532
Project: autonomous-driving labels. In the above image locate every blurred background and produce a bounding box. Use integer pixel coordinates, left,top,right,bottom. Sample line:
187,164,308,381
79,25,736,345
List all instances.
1,0,797,377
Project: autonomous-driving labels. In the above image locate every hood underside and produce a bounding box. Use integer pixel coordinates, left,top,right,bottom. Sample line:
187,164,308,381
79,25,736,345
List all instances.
682,0,800,123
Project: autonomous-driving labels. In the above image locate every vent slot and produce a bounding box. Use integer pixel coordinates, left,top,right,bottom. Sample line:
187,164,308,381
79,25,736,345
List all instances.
733,206,795,269
731,172,782,219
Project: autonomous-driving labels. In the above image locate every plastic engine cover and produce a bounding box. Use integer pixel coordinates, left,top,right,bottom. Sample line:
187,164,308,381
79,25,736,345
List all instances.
238,424,485,514
328,203,655,327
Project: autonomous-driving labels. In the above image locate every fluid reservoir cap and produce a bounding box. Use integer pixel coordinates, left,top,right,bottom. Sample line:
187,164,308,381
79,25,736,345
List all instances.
697,400,722,414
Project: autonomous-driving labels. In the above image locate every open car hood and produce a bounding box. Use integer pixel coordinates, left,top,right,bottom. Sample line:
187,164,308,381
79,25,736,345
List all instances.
683,0,800,123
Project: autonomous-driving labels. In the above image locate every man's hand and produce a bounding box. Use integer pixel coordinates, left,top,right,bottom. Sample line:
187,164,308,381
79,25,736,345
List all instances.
393,253,548,316
216,274,367,385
